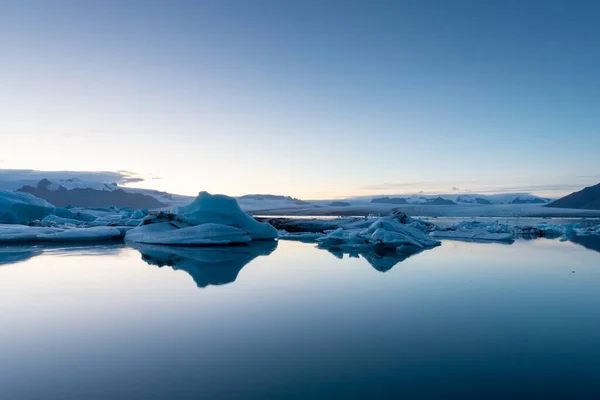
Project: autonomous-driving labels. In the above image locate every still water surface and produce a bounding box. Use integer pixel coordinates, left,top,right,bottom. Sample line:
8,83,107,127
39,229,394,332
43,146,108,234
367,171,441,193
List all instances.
1,238,600,399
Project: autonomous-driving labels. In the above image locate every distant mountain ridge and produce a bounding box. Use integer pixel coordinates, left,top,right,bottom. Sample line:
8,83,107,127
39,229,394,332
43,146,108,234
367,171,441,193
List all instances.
18,179,166,209
238,194,309,205
547,183,600,210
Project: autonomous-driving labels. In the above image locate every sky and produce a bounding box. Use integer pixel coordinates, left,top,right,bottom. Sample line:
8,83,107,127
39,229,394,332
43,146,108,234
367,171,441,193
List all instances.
1,0,599,199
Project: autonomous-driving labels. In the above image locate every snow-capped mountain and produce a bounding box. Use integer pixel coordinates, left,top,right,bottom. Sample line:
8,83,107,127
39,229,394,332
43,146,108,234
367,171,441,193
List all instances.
365,193,551,206
17,179,168,209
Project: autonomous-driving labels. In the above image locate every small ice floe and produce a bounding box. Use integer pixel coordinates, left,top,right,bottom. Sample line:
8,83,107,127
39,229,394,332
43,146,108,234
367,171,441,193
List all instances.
0,224,123,243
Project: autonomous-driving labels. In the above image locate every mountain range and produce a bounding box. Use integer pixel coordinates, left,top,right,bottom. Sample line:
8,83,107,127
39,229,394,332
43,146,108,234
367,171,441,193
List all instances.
547,183,600,210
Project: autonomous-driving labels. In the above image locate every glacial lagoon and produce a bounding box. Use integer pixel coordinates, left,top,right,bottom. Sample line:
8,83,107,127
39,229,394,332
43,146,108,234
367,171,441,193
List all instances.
1,238,600,399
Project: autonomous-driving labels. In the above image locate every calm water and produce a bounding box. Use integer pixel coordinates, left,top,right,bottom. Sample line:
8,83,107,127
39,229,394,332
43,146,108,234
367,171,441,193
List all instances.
1,238,600,399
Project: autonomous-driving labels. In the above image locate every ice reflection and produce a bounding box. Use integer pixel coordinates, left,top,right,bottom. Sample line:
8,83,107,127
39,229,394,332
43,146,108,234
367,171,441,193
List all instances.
569,235,600,253
130,241,278,288
0,244,123,266
320,245,425,272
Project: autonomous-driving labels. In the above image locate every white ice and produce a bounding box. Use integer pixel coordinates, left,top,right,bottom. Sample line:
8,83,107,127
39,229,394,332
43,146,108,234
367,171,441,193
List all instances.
125,192,277,245
0,190,55,224
0,224,122,243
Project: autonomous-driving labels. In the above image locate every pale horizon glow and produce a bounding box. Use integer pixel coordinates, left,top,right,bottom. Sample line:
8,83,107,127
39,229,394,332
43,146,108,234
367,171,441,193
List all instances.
1,1,599,199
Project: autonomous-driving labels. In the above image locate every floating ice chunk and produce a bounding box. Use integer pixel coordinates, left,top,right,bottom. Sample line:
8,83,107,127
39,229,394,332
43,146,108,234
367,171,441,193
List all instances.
431,220,515,242
52,207,77,219
277,231,326,241
369,228,429,247
38,226,122,242
536,223,584,238
360,218,440,248
0,224,63,243
431,230,514,241
125,222,251,245
125,193,277,246
315,215,440,250
0,224,122,243
73,212,97,222
131,209,147,219
42,214,87,226
175,191,277,240
0,191,55,224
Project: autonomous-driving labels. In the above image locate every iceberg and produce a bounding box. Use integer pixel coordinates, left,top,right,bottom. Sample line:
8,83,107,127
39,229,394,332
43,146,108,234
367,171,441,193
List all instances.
125,192,277,245
42,214,87,226
316,213,440,252
430,221,515,242
38,226,122,242
0,224,122,243
125,222,252,245
174,192,277,240
0,190,55,224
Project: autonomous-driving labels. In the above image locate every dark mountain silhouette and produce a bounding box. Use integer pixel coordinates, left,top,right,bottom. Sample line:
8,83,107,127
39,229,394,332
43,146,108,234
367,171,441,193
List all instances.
427,197,456,205
510,196,548,204
238,194,309,205
547,183,600,210
569,235,600,253
371,197,408,204
18,180,165,209
329,201,351,207
456,195,492,205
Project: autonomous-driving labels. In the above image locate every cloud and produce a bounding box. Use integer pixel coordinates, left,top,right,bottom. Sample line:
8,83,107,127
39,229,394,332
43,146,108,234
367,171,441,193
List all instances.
360,181,432,191
472,183,586,194
0,169,145,190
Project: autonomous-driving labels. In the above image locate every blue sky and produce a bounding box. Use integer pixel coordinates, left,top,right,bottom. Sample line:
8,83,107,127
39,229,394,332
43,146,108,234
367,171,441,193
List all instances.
1,0,599,199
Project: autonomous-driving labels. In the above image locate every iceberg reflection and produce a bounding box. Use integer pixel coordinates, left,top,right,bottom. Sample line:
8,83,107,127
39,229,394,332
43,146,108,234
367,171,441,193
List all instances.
0,244,123,266
320,245,425,272
569,235,600,254
0,247,43,266
130,241,278,288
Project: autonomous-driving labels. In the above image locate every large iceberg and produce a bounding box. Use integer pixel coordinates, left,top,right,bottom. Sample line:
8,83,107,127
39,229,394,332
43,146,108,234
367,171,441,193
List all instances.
174,192,277,240
0,191,55,224
125,192,277,245
316,213,440,252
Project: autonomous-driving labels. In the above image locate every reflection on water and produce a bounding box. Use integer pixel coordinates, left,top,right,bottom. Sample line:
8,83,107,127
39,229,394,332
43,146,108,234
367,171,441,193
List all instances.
320,245,425,272
0,244,123,266
130,241,278,288
569,235,600,253
1,239,600,398
0,247,43,265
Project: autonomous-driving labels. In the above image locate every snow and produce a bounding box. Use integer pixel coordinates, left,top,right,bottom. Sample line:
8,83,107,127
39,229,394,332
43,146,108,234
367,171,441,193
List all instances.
0,190,55,224
126,192,277,245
